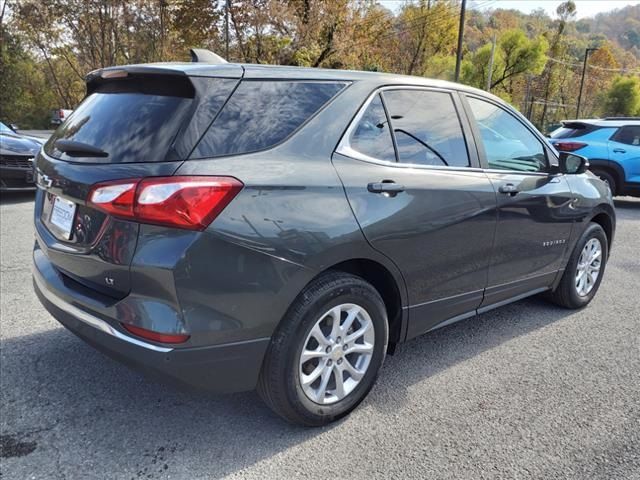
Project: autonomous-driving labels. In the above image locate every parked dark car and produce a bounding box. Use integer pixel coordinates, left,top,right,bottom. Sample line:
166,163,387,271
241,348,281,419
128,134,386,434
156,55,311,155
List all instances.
0,122,41,191
33,57,616,426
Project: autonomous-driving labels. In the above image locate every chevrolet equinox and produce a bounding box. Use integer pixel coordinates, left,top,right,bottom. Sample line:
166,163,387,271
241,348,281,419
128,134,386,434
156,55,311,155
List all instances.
33,55,616,426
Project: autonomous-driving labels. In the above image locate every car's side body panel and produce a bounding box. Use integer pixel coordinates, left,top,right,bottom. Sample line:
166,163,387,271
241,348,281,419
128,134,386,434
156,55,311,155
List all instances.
332,153,497,339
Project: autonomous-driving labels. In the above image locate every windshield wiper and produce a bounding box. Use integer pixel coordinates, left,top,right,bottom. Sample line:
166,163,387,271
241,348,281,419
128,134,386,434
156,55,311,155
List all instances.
54,139,108,158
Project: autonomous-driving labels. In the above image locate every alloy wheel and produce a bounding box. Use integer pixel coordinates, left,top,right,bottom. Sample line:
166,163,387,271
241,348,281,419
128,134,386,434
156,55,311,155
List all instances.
298,303,375,405
575,238,602,297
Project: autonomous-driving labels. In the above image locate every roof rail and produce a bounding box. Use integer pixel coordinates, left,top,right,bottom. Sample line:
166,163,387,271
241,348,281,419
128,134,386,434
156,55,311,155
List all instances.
189,48,228,64
602,117,640,121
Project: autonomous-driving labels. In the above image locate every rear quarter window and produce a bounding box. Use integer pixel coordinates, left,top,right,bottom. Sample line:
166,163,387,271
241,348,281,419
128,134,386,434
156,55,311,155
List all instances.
191,81,346,158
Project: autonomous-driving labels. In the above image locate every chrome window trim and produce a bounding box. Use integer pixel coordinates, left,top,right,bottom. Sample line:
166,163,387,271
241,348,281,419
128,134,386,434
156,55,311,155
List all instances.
336,85,479,172
34,271,174,353
482,168,552,177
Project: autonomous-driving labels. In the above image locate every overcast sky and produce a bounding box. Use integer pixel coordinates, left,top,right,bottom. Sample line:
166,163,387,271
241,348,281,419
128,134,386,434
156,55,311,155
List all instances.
379,0,640,19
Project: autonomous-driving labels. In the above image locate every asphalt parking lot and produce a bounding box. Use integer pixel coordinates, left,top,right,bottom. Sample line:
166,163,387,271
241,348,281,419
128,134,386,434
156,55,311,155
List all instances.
1,192,639,479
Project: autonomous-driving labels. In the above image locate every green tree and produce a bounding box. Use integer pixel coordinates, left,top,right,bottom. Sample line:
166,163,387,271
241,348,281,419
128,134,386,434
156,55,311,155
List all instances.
603,76,640,116
462,29,548,96
0,26,56,128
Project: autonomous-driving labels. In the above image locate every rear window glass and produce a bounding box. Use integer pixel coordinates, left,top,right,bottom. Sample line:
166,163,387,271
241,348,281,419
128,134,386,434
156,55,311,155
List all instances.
549,123,600,139
45,87,193,163
191,81,346,158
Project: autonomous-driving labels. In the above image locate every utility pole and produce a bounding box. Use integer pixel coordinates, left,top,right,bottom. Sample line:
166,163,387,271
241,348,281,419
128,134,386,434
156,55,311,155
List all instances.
523,74,532,118
486,33,496,91
454,0,467,83
576,47,598,118
225,0,230,61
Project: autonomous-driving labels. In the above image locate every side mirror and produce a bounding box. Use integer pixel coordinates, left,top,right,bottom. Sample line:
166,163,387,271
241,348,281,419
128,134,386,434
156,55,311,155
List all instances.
9,123,19,132
558,151,589,174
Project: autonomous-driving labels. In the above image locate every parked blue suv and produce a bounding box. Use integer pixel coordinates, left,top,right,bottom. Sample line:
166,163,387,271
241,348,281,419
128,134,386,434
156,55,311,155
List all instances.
549,118,640,197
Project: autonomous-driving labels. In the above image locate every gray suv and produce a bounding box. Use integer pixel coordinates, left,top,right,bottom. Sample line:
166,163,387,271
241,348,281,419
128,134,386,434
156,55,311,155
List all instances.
33,58,615,426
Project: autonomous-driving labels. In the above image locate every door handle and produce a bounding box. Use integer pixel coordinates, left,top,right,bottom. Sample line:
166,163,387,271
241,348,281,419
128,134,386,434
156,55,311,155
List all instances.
498,183,519,196
613,148,626,154
367,181,405,195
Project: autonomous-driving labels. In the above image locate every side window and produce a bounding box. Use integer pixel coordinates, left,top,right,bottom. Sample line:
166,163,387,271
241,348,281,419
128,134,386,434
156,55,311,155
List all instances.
612,126,640,146
467,96,548,173
348,94,396,162
382,90,469,167
192,81,346,158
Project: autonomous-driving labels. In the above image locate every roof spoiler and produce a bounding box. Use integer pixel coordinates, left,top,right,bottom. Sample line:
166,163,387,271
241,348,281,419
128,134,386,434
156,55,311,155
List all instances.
190,48,228,64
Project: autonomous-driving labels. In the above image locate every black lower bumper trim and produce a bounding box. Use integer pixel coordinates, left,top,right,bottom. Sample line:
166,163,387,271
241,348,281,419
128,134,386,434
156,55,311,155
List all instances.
34,278,270,394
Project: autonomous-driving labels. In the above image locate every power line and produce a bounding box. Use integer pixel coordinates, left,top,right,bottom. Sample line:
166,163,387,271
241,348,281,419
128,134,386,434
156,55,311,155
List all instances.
547,56,640,75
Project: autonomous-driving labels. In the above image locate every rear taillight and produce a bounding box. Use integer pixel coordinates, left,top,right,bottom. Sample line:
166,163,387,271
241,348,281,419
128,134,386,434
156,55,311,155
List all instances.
88,176,243,230
59,109,65,119
121,323,190,344
553,141,587,152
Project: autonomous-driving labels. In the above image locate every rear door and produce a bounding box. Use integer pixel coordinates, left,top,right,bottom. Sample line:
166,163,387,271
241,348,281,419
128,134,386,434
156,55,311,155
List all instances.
608,125,640,184
462,94,575,307
35,67,241,298
334,87,497,339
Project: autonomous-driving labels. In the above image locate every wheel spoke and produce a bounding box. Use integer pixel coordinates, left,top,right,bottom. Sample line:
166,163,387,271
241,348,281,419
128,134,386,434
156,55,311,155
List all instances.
333,366,345,399
309,324,329,347
315,365,333,402
329,306,342,339
301,361,325,386
340,306,360,335
576,273,586,295
344,342,374,355
345,320,371,344
300,348,326,364
342,358,364,381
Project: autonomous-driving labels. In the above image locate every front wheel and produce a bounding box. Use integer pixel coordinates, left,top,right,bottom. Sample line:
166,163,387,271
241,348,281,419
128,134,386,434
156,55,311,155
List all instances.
257,272,388,426
548,222,608,309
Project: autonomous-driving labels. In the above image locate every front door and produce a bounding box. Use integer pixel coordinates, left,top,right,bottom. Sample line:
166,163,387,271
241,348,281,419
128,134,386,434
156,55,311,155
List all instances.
463,95,575,307
334,88,497,339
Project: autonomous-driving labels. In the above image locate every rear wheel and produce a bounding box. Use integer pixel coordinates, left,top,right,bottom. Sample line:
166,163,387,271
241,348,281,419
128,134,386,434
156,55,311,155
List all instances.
591,169,617,196
257,272,388,426
549,223,608,309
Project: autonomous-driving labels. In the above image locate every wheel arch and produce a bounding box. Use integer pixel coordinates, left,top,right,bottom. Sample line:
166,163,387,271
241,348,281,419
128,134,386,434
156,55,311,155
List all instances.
588,159,625,194
589,208,615,257
282,257,406,351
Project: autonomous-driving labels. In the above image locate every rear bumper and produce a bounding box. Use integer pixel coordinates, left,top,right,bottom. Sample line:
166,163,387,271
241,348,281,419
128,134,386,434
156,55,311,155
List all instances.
33,253,270,393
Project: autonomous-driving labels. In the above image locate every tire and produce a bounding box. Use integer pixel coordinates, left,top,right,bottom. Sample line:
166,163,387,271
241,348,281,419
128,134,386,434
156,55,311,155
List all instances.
257,271,388,426
549,222,608,309
591,168,617,196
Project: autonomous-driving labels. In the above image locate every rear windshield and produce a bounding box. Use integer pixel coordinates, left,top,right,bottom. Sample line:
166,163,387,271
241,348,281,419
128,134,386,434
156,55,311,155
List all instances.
191,80,347,158
549,123,600,139
44,79,195,163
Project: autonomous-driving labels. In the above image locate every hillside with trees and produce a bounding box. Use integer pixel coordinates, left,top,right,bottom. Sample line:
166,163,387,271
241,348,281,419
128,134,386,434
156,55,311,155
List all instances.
1,0,639,130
